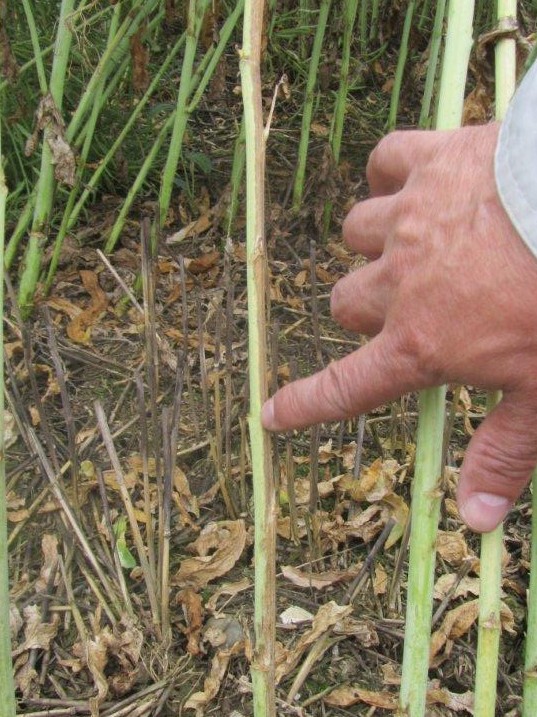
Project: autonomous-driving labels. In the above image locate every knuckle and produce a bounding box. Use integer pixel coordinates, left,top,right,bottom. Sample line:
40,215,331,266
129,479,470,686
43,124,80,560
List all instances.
368,131,404,175
392,322,443,385
317,361,356,420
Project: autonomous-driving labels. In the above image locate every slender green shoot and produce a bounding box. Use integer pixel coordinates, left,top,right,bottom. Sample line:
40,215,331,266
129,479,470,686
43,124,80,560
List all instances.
399,3,475,715
159,0,209,229
419,0,448,128
241,0,276,713
387,0,416,131
292,0,332,212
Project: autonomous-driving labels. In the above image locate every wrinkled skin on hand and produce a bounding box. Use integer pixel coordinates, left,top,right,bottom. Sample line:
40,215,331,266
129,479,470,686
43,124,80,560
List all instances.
262,123,537,532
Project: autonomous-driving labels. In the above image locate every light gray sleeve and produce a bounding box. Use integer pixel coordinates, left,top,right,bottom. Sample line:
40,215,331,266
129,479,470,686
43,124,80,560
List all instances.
495,60,537,259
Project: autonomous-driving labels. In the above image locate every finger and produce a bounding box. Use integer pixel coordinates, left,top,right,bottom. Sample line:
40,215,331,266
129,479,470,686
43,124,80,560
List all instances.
366,129,442,197
457,393,537,532
342,195,397,258
330,259,389,335
262,333,422,432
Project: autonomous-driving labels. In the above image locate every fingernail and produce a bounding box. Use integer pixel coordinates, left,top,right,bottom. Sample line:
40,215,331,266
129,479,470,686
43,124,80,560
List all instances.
262,398,275,430
459,492,511,533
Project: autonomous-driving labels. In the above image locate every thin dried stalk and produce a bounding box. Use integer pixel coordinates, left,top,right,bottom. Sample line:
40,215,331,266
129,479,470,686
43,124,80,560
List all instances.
95,401,161,630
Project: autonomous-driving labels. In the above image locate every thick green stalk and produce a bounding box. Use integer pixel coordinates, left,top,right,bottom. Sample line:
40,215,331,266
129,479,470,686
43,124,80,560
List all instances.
159,0,209,229
6,1,161,272
0,112,16,717
18,0,76,313
419,0,447,128
523,467,537,715
475,3,516,711
43,3,122,292
241,0,276,714
399,3,474,715
387,0,416,131
292,0,331,211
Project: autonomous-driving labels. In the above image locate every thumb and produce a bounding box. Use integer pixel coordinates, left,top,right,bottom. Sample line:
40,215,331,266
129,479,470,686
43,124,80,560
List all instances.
457,393,537,532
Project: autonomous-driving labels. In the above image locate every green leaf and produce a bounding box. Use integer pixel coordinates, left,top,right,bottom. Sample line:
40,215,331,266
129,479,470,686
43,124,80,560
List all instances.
113,516,137,570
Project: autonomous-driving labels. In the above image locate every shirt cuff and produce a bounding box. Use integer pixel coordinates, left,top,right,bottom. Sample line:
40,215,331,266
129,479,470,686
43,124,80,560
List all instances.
495,60,537,260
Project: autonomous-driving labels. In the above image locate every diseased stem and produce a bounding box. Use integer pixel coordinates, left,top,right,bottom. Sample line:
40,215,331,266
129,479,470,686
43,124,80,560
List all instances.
240,0,276,712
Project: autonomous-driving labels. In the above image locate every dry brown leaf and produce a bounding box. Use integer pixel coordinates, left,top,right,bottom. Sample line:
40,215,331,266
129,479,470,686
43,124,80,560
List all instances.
184,642,243,715
12,605,60,658
436,530,474,567
10,605,23,639
166,214,214,244
281,563,361,591
332,617,379,646
381,662,401,686
130,26,150,93
25,94,76,186
177,588,203,656
325,684,398,709
276,515,307,540
67,270,108,344
275,602,352,683
206,577,251,614
430,600,480,659
373,564,388,595
434,573,482,601
35,534,59,593
173,520,247,589
427,687,474,713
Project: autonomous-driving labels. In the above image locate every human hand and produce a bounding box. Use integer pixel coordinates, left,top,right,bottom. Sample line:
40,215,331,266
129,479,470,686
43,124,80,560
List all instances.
262,123,537,532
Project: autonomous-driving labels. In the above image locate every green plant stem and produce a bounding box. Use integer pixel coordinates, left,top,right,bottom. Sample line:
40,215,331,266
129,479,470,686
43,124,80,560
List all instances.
332,0,359,163
21,0,48,94
6,2,162,273
475,2,516,710
292,0,331,211
43,2,123,292
0,112,17,717
419,0,447,128
523,467,537,715
387,0,416,131
18,0,76,313
358,0,368,56
369,0,381,40
241,0,276,713
399,3,475,715
159,0,209,229
187,0,245,113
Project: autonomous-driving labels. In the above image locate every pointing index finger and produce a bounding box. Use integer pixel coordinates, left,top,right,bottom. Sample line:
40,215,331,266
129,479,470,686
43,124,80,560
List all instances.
262,333,423,432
